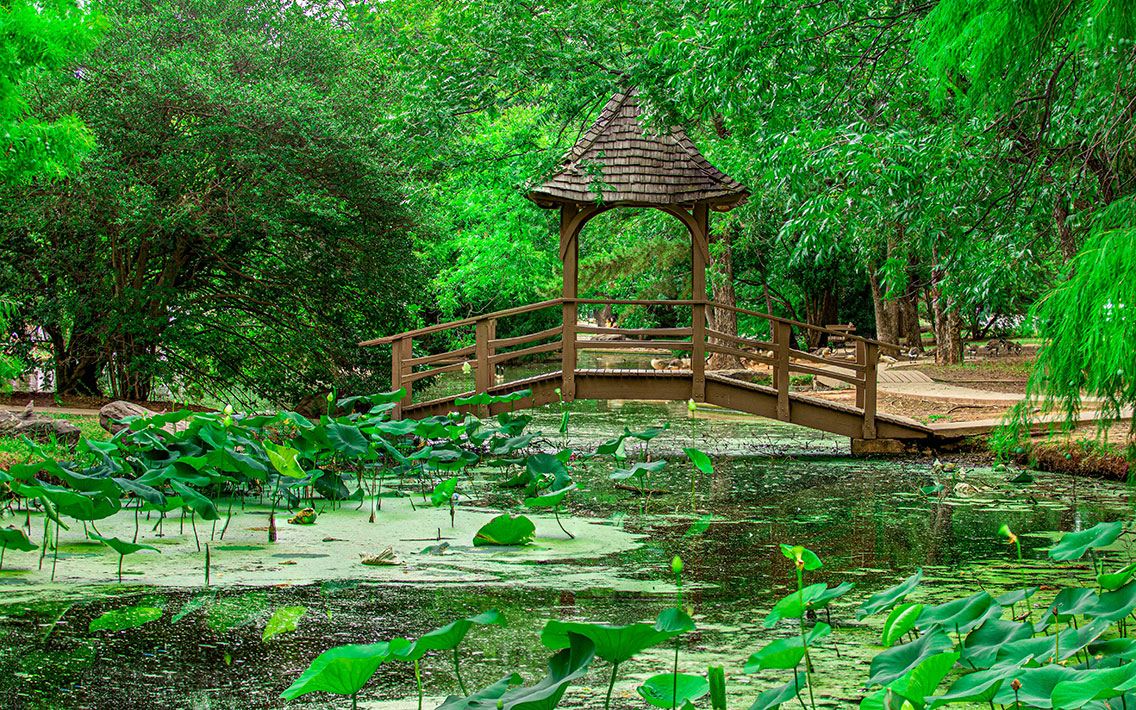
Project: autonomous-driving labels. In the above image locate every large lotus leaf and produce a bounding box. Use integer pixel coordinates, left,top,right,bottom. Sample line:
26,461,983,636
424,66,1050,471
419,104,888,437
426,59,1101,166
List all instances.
373,419,417,437
111,477,166,506
264,444,305,480
881,603,923,648
917,591,1001,635
861,652,960,710
207,447,269,481
625,423,670,441
995,619,1110,666
745,623,831,672
394,611,506,662
867,629,955,688
526,452,565,477
745,672,807,710
89,605,163,632
991,664,1081,708
1040,587,1098,624
1049,521,1123,561
473,514,536,547
525,484,577,508
263,606,306,641
1050,663,1136,709
638,673,709,709
1087,637,1136,661
927,662,1022,709
89,534,160,558
325,422,371,458
280,639,408,700
431,477,458,506
169,480,220,521
58,490,121,522
596,434,628,456
437,673,524,710
763,582,854,628
541,609,692,665
996,587,1039,607
859,568,924,619
1086,579,1136,622
609,459,667,481
961,620,1034,668
1097,563,1136,591
498,631,595,710
0,527,38,553
779,544,823,571
682,447,713,475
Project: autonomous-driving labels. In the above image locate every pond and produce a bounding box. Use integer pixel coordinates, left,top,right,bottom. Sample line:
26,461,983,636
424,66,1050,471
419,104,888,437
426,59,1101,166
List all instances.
0,400,1129,710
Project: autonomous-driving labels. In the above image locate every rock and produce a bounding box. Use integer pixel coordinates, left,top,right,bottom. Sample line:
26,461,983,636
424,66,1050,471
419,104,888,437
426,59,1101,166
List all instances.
99,400,159,434
98,400,192,436
0,402,81,445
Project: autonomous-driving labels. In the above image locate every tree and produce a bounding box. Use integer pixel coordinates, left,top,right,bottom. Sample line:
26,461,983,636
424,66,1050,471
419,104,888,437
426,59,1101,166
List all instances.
0,0,98,185
0,0,424,404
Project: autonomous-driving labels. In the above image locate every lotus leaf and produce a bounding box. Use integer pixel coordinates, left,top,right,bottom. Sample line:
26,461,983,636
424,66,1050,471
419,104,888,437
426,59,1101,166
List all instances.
881,603,923,648
436,673,524,710
744,623,831,672
745,672,807,710
859,569,924,619
90,605,163,632
541,608,693,664
280,639,409,700
682,447,713,475
638,673,710,709
497,631,594,710
867,629,955,688
263,606,306,641
473,514,535,546
763,582,853,628
917,591,1000,635
393,610,506,662
960,620,1033,668
1048,521,1123,561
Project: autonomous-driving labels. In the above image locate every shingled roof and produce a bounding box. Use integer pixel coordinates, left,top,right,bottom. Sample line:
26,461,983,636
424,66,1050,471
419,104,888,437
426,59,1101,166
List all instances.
527,90,748,211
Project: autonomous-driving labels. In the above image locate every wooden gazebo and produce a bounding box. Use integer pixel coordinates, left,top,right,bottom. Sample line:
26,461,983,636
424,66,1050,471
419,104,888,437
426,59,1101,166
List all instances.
526,89,749,401
361,90,941,449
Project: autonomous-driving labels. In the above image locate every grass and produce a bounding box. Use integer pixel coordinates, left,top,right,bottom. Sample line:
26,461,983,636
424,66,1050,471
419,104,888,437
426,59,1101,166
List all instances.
0,414,107,470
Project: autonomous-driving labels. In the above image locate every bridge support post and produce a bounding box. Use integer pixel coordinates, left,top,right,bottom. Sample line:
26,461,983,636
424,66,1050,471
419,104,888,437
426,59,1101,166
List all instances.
773,321,791,421
475,318,491,393
862,342,878,439
691,204,709,401
560,204,579,401
392,336,412,419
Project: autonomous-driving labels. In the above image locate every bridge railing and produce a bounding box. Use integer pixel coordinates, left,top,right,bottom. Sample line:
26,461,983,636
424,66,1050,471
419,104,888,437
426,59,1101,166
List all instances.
361,298,881,436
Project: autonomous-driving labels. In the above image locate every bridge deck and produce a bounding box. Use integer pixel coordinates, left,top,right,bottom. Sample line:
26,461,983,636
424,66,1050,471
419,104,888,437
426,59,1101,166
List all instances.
402,368,935,442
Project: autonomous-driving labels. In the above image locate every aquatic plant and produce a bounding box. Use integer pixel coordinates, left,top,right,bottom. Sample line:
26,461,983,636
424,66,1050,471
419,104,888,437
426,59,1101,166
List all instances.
88,533,160,582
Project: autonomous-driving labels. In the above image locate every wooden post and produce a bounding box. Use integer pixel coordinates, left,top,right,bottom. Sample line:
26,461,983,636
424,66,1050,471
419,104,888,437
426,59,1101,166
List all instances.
475,318,490,393
855,341,866,409
560,205,580,401
393,336,413,418
691,204,709,401
774,321,791,421
863,342,878,439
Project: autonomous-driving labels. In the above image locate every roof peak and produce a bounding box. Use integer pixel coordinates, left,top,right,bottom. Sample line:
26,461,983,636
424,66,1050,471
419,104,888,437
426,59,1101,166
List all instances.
527,90,748,211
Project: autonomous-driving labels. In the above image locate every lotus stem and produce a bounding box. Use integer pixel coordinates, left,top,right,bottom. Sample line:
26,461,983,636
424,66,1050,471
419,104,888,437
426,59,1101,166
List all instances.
117,555,123,583
51,520,60,582
221,498,234,540
554,507,574,539
453,648,467,696
415,658,423,710
191,512,200,552
605,662,619,710
1,543,6,571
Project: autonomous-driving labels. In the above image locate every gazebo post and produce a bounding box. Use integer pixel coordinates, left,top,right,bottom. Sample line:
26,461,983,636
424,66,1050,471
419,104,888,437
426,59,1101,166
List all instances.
691,203,709,401
560,204,580,401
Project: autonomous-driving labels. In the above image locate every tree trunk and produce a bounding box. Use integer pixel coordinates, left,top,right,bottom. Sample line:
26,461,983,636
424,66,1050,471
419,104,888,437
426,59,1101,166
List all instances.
802,286,837,349
1054,195,1077,264
930,247,964,365
867,269,900,348
707,227,743,370
900,289,922,351
49,323,103,396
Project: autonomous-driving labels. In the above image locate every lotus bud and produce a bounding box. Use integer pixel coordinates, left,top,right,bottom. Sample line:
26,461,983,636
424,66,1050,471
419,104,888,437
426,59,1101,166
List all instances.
687,399,697,412
1010,679,1021,692
555,387,562,395
672,555,684,576
223,404,233,415
462,361,472,375
326,392,335,401
998,524,1018,545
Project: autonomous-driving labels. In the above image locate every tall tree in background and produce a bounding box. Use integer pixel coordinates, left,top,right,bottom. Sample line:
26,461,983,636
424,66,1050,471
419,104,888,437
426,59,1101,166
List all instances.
0,0,423,404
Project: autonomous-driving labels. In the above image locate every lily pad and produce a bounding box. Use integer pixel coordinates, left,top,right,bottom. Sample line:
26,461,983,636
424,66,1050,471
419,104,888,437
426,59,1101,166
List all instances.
1048,521,1123,561
473,514,536,547
638,673,710,709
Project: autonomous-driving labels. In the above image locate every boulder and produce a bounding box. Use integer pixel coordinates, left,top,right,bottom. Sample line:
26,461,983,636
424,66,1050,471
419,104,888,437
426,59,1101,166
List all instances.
0,401,81,445
99,400,161,434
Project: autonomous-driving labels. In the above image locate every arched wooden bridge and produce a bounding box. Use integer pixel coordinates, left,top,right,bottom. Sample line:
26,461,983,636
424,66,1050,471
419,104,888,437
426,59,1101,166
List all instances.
362,298,940,448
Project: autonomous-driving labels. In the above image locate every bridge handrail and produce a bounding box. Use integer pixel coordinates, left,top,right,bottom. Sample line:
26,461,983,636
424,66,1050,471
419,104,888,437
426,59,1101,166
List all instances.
358,298,563,346
707,301,890,348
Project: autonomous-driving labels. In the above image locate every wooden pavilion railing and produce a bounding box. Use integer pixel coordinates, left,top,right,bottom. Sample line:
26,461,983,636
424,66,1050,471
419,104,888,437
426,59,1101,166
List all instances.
360,298,881,438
